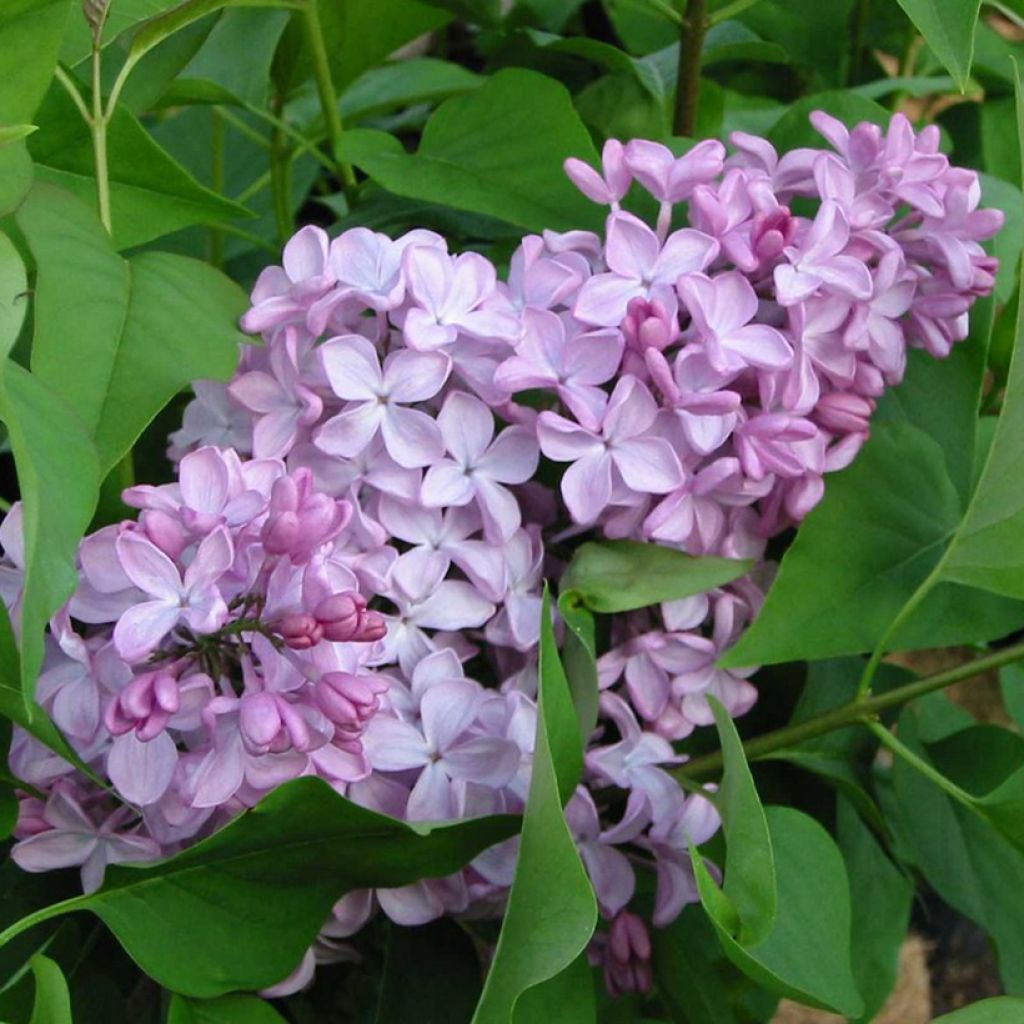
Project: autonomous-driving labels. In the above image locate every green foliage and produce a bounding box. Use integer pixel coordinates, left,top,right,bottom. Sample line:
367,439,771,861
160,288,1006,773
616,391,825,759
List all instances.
17,184,247,477
0,0,1019,1021
0,778,516,997
168,993,289,1023
893,0,981,91
836,798,913,1023
560,540,752,614
933,998,1024,1023
472,591,597,1023
27,955,72,1024
340,69,604,234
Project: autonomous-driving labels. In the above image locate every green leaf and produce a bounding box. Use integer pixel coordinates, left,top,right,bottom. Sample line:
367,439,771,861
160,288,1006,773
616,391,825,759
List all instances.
375,920,483,1024
693,807,863,1018
560,540,752,615
556,592,599,746
0,777,515,998
738,0,856,87
0,0,73,123
28,955,71,1024
0,231,27,357
924,65,1024,599
471,589,597,1023
0,362,100,710
168,993,287,1023
0,0,73,215
17,184,247,478
340,69,604,234
177,6,292,107
29,85,252,250
1000,662,1024,729
836,798,913,1023
539,587,583,802
511,953,595,1024
127,0,296,68
339,58,485,122
888,709,1024,993
926,724,1024,854
0,144,33,217
894,0,982,91
707,697,776,946
0,125,38,148
272,0,450,99
652,903,774,1024
933,998,1024,1023
980,174,1023,305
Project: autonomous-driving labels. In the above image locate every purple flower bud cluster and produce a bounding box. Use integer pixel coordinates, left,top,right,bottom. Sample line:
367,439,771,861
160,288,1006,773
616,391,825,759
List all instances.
1,112,999,997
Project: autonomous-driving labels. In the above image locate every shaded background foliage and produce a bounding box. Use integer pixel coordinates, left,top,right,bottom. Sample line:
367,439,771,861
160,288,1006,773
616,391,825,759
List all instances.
2,0,1024,1021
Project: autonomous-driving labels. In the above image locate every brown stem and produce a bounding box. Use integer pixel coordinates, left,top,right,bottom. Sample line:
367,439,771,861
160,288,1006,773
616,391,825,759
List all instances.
673,0,708,137
676,641,1024,781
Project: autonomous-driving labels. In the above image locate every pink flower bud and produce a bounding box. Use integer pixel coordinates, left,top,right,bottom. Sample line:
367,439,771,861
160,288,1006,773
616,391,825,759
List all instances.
317,672,387,725
276,612,324,650
314,593,387,643
104,670,180,741
813,392,874,434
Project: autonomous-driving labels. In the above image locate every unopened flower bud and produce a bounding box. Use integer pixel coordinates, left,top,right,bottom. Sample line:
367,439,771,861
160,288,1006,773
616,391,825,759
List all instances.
813,392,875,434
314,592,387,643
276,612,324,650
317,671,387,726
600,912,653,998
104,670,181,742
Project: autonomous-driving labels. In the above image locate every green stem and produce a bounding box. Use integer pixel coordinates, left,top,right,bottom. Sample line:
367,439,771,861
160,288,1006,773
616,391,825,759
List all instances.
677,640,1024,781
673,0,708,137
866,719,977,809
90,43,112,234
301,0,356,194
53,66,92,125
855,557,944,700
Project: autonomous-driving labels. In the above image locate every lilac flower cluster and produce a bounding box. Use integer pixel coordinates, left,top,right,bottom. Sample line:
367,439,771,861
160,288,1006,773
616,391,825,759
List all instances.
2,112,999,997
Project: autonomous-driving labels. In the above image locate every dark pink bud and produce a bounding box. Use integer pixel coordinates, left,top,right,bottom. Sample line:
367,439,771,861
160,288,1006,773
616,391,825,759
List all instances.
813,392,875,434
315,593,386,643
276,612,324,650
104,670,180,741
317,671,386,725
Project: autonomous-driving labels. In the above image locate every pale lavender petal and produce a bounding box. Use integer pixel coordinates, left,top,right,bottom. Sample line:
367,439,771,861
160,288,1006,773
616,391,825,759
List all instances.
108,731,178,806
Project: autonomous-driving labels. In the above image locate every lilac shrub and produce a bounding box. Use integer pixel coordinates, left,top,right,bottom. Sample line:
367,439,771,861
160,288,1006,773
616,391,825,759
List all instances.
1,112,1000,996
